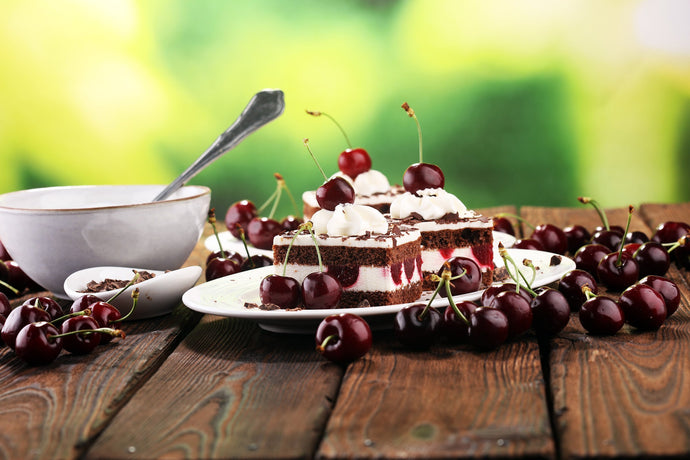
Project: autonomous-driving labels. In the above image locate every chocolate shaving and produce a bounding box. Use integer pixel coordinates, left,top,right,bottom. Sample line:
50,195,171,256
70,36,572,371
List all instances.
80,270,156,293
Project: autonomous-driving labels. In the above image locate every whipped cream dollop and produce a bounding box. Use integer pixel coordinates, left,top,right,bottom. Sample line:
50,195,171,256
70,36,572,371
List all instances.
390,188,472,220
311,203,388,236
332,170,390,196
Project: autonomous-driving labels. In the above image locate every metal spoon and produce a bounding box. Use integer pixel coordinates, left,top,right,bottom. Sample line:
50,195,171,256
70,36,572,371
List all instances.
153,88,285,202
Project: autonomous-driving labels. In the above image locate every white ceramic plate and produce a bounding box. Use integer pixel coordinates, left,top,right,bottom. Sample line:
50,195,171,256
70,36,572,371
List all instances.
182,248,573,334
204,230,516,259
64,265,203,320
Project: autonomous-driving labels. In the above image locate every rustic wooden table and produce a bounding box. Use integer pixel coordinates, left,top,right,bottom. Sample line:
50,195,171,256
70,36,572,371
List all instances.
1,202,688,460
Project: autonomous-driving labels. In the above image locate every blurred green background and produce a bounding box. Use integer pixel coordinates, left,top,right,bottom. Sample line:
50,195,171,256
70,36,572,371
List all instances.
1,0,689,220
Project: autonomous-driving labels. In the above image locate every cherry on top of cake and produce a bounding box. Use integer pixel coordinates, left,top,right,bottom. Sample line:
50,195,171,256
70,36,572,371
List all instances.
305,109,395,198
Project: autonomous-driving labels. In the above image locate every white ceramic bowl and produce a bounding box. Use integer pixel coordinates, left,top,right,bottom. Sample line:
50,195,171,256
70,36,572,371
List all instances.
0,184,211,298
63,265,203,320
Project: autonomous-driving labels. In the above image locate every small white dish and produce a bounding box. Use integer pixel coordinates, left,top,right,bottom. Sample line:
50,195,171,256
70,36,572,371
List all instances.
64,265,203,320
182,248,574,334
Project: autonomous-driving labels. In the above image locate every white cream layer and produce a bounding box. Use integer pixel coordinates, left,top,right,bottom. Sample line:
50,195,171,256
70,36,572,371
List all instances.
279,263,422,292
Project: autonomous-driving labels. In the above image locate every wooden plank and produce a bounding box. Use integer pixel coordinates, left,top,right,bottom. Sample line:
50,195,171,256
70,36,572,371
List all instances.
0,305,201,460
521,204,690,459
317,331,555,459
0,226,211,459
87,316,343,459
317,205,555,458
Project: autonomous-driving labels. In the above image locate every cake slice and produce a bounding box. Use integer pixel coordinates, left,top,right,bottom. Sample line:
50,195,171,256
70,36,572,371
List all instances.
273,203,423,308
389,188,494,290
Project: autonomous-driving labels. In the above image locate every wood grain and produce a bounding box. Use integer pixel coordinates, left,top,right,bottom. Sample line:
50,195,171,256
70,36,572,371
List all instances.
87,316,343,459
317,331,555,459
521,203,690,459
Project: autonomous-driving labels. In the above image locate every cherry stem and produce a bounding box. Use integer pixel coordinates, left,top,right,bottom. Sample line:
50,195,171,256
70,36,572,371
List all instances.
662,236,687,254
0,279,19,295
498,243,537,297
282,224,307,277
440,269,470,326
114,288,139,322
106,271,141,304
235,225,256,267
303,138,328,181
578,196,609,231
615,205,634,268
51,309,91,324
306,110,353,149
207,208,228,259
582,284,596,300
522,258,537,287
402,102,423,164
316,333,338,353
494,212,535,233
303,222,324,272
50,327,126,340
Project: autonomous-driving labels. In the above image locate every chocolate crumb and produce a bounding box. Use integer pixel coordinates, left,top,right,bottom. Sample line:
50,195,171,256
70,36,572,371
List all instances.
550,255,562,266
81,270,156,293
357,299,371,308
244,302,260,309
258,303,281,311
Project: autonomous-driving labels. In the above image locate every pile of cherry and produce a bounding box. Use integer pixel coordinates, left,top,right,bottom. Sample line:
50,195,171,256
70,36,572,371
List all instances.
0,241,41,299
315,204,687,364
0,290,132,366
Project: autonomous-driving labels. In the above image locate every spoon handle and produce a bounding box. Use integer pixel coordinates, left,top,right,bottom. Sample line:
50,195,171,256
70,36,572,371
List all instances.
153,89,285,202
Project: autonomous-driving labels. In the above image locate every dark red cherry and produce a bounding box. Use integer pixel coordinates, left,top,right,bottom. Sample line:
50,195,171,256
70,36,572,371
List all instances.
579,296,625,335
403,163,445,195
247,217,283,250
468,307,509,350
563,224,591,255
639,275,680,317
90,301,122,345
281,215,303,231
442,301,476,342
596,253,639,291
259,274,301,309
530,287,570,336
69,294,103,314
594,225,625,236
481,283,532,307
625,230,649,245
240,254,273,271
634,242,670,277
651,221,690,244
5,261,32,294
439,257,481,297
315,313,372,363
14,321,62,366
558,269,598,311
489,291,532,339
1,303,51,349
531,224,568,255
591,230,622,252
618,284,666,330
205,257,241,281
23,296,63,320
60,316,102,355
573,244,609,275
225,200,258,239
513,238,544,251
301,272,342,309
316,176,355,211
0,292,11,317
673,236,690,269
338,148,371,179
621,243,641,259
493,217,515,236
393,303,442,349
206,249,243,265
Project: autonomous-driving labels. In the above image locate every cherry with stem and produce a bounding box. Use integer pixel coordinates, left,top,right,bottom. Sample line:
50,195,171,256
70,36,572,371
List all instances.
400,102,444,194
596,205,639,291
304,138,355,211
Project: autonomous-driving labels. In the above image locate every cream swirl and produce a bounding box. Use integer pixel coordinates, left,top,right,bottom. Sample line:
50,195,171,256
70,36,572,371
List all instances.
390,188,472,220
311,203,388,236
353,170,390,196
